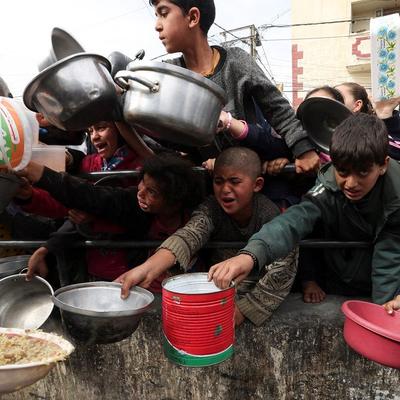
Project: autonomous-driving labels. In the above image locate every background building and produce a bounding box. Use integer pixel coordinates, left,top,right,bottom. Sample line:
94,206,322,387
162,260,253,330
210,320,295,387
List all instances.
291,0,400,107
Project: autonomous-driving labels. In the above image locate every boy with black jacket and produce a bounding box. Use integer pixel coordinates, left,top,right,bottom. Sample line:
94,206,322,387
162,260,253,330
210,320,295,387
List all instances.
209,113,400,305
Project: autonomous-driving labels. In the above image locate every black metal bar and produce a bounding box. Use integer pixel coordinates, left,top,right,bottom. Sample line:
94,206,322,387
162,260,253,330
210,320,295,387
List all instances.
0,240,370,249
78,164,298,181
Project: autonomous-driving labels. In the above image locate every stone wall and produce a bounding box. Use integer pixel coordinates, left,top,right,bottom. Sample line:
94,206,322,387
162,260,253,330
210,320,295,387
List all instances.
3,294,400,400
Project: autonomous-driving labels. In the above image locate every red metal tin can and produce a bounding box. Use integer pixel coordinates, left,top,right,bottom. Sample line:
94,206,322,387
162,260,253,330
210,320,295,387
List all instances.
162,273,235,366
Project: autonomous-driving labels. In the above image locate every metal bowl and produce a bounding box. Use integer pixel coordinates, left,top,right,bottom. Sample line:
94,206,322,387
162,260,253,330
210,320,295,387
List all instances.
0,255,30,279
0,274,54,329
53,282,154,344
0,327,74,394
23,53,121,131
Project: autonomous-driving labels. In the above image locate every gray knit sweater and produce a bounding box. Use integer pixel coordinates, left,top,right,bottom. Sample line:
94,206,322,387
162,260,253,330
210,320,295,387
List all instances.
159,194,298,326
167,46,314,158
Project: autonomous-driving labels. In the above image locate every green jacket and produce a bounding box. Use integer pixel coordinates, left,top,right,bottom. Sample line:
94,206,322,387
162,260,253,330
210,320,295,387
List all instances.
244,159,400,304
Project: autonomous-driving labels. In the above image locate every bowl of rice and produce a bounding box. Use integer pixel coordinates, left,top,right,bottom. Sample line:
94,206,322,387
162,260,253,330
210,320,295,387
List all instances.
0,327,74,394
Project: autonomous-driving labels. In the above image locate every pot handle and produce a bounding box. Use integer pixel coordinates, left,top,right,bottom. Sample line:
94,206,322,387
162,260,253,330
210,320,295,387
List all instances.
114,70,160,93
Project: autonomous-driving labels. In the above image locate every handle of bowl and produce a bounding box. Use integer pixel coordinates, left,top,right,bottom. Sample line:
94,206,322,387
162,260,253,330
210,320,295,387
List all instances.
19,267,28,274
114,70,159,93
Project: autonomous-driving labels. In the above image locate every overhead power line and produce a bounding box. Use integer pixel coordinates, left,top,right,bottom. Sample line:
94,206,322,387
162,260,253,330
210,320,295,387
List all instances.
259,17,370,30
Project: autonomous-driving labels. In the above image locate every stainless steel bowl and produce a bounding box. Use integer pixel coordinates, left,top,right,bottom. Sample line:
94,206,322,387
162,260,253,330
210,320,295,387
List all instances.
23,53,121,131
0,274,54,329
53,282,154,344
0,255,30,279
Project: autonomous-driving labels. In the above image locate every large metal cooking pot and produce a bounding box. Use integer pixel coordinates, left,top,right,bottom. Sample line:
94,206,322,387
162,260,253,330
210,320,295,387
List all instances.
53,282,154,344
114,61,226,147
0,274,54,329
38,27,85,72
0,255,30,279
23,53,121,131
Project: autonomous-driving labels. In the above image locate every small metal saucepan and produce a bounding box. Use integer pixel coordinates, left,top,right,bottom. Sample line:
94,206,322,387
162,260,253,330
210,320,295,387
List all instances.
0,274,54,329
115,61,226,147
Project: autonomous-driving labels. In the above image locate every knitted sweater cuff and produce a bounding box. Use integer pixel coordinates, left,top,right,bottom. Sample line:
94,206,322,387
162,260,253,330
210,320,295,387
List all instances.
236,296,271,326
158,236,191,271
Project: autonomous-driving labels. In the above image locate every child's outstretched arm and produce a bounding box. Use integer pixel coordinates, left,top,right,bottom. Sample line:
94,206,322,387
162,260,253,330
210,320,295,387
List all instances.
115,249,176,299
384,295,400,314
208,253,256,289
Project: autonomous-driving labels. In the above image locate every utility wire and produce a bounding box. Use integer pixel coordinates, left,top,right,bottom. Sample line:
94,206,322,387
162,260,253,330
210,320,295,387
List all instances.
259,17,370,30
261,34,368,42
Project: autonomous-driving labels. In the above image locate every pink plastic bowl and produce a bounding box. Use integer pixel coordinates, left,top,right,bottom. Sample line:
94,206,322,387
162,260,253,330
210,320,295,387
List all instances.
341,300,400,368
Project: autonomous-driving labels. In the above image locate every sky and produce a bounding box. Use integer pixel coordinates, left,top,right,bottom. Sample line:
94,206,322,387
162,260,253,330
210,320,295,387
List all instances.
0,0,292,100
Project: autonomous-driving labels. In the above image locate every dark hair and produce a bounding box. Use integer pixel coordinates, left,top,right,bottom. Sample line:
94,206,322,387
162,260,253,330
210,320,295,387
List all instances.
336,82,373,114
139,153,205,209
330,113,388,172
305,86,345,103
149,0,216,34
214,147,262,179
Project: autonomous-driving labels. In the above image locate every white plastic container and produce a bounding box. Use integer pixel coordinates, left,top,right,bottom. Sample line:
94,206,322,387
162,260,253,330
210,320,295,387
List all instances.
371,14,400,101
31,145,66,172
0,97,38,170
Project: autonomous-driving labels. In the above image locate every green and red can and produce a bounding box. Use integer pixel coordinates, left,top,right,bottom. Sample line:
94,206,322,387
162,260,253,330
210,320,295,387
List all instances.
162,273,235,367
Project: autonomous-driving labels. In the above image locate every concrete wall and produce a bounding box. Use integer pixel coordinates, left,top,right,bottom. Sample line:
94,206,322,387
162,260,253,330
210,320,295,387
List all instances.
3,294,400,400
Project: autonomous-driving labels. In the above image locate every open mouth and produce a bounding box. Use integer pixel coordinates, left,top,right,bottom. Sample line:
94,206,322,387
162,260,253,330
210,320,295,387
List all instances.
95,142,108,152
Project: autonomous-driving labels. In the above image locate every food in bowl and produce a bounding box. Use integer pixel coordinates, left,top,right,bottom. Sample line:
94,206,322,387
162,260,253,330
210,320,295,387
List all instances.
0,328,74,394
0,332,67,365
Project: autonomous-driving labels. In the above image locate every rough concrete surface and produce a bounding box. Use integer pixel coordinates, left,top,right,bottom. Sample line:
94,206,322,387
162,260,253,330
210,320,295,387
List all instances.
2,294,400,400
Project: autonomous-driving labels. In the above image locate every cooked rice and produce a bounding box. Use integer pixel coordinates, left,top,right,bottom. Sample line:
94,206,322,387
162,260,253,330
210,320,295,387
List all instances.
0,333,67,365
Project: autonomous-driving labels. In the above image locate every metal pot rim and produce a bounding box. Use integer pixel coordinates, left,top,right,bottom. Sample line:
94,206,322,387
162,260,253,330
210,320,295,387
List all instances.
23,53,112,112
125,60,227,104
0,273,54,295
162,272,234,294
53,281,154,317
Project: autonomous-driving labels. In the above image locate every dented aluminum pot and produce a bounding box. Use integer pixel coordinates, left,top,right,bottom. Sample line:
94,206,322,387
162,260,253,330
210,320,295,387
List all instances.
115,61,226,147
24,53,121,131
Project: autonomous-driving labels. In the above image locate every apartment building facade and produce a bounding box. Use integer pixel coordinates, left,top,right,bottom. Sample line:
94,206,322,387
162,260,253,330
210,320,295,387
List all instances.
291,0,400,107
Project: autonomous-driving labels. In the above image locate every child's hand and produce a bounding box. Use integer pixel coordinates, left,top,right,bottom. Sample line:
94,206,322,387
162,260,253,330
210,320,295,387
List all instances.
201,158,215,172
114,265,153,299
373,97,400,119
208,253,255,289
383,295,400,315
234,305,245,326
295,150,320,174
26,247,49,281
263,158,290,176
15,161,45,183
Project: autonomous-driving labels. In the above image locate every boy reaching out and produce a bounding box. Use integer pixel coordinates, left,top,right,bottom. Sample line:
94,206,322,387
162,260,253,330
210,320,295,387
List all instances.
209,114,400,305
116,147,298,326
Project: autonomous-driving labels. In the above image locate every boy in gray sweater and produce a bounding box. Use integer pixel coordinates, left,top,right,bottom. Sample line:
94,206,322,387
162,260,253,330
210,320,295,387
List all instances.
116,147,297,326
149,0,319,173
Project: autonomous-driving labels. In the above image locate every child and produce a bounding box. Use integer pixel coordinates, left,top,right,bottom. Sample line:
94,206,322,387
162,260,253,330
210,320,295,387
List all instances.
150,0,319,173
208,113,400,305
115,147,298,326
16,121,152,284
384,295,400,314
21,153,204,285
